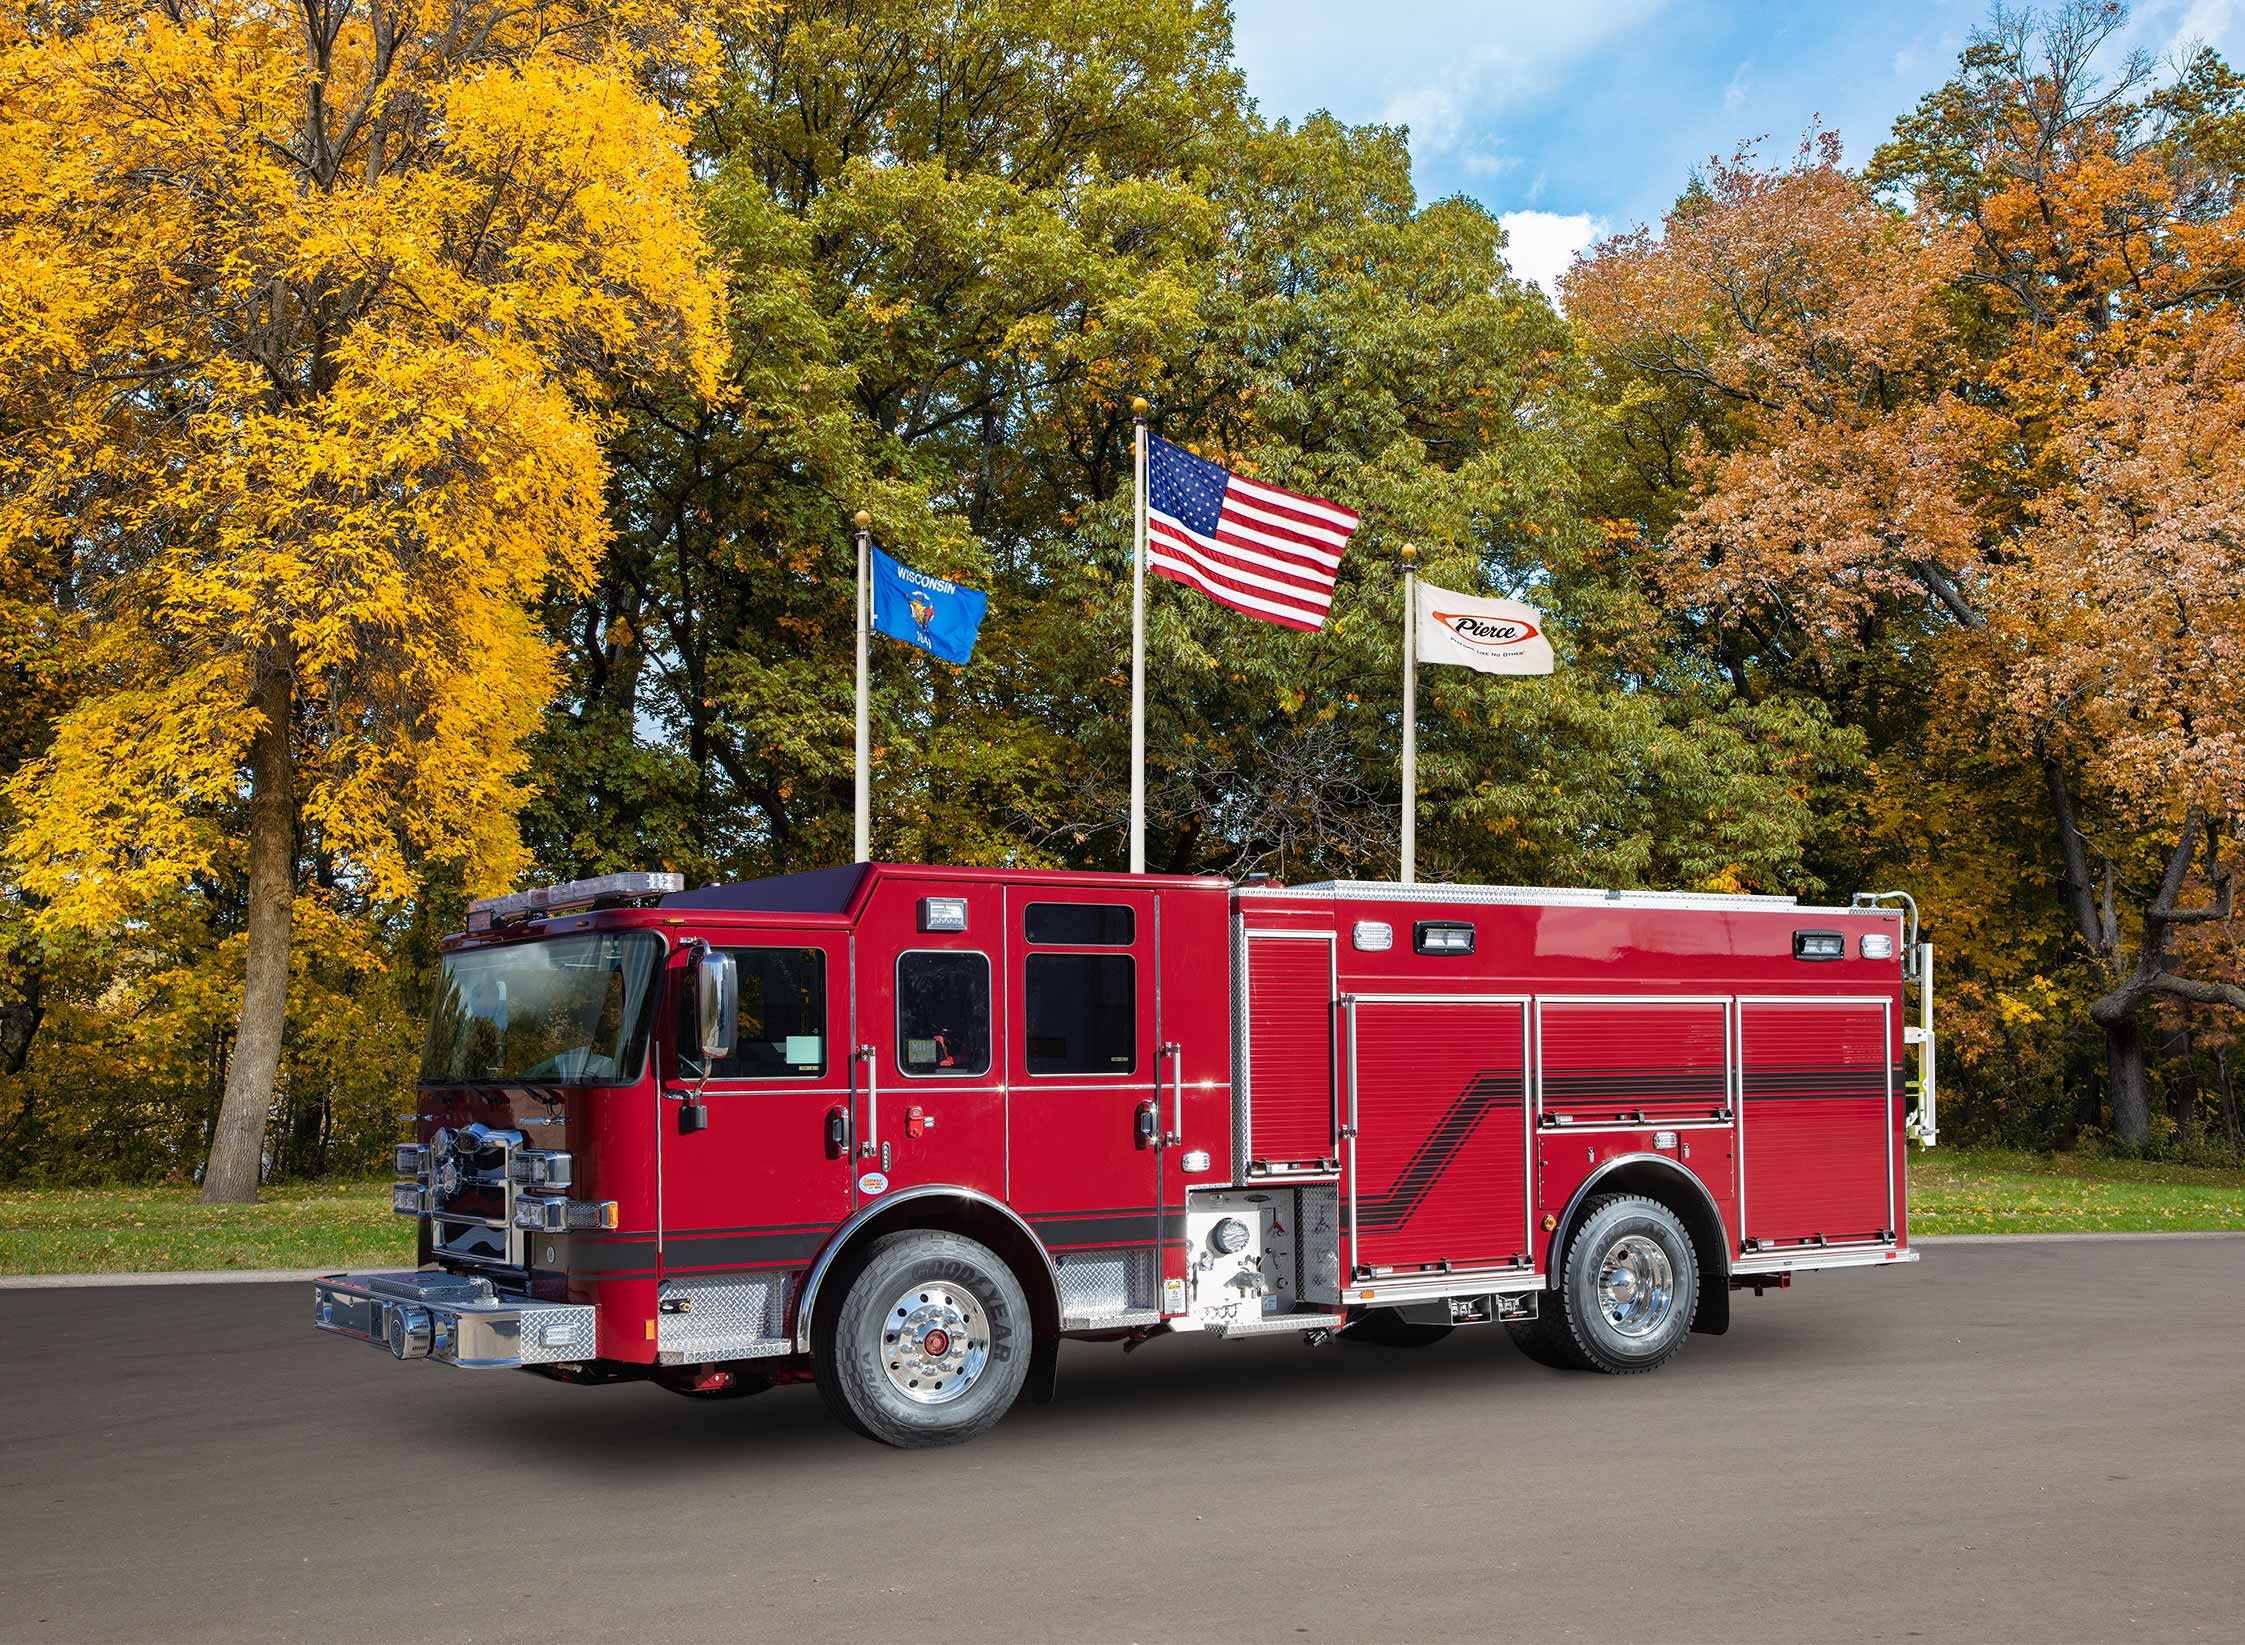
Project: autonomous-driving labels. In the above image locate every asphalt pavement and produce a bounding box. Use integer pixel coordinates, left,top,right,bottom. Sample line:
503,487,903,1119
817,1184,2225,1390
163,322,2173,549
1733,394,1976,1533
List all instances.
3,1237,2242,1643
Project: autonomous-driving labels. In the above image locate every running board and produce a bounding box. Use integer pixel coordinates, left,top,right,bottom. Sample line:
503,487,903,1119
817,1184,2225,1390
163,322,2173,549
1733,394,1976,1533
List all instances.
1206,1309,1348,1339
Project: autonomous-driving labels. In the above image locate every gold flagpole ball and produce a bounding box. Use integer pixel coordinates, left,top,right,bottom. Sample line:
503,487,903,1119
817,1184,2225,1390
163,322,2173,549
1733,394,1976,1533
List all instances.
1401,542,1417,562
853,510,871,530
1132,397,1150,416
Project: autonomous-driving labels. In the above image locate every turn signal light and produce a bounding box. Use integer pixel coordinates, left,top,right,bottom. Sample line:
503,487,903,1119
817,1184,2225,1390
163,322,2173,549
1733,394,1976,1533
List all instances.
392,1183,430,1217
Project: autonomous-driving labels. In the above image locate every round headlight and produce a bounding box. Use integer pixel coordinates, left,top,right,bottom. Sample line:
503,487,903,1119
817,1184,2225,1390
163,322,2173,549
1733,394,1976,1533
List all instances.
1210,1216,1250,1255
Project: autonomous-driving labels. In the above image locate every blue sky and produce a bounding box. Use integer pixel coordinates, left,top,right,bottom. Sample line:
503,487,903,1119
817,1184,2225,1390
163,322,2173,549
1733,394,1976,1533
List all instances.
1226,0,2243,295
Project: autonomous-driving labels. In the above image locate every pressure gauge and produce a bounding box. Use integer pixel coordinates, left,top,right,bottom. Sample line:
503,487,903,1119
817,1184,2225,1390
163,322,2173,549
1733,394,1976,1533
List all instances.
1210,1217,1251,1256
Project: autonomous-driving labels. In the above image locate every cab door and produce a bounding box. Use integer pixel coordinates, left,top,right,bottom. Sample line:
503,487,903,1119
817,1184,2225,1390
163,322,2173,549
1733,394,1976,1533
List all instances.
1005,886,1162,1320
657,936,853,1280
851,879,1009,1210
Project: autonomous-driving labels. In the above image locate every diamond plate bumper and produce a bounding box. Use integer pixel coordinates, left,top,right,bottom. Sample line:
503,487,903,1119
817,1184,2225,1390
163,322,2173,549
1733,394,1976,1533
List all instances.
313,1269,595,1369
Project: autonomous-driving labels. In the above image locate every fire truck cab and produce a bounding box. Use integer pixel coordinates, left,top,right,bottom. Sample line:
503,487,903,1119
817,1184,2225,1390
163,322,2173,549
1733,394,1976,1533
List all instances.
315,863,1934,1447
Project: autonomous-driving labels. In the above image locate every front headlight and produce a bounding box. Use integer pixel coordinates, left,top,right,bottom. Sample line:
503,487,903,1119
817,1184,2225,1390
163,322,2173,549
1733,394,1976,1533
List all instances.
391,1183,430,1217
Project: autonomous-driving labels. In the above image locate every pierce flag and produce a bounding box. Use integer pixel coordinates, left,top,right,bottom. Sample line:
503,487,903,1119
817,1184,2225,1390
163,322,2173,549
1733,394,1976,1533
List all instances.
1414,579,1554,675
869,543,987,666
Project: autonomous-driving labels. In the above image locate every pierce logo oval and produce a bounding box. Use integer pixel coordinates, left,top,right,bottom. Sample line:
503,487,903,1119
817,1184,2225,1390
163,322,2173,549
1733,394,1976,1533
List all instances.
1434,610,1541,650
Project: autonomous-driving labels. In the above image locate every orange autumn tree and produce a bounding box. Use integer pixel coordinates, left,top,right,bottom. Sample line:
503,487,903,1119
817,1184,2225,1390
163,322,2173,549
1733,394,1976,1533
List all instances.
0,1,730,1199
1571,3,2245,1142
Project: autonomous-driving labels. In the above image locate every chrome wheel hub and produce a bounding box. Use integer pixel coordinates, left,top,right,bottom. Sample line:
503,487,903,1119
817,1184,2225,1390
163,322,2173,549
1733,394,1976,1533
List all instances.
1596,1234,1676,1338
880,1282,990,1405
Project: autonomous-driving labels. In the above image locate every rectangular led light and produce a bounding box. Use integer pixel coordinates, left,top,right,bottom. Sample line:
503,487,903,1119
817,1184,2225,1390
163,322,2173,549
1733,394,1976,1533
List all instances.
392,1183,429,1217
1414,920,1475,955
1860,932,1894,960
1353,920,1394,952
1794,930,1845,961
919,896,969,933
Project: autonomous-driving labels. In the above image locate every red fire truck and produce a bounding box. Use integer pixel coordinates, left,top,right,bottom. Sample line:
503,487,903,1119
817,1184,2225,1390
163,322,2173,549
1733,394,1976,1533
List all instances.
315,863,1936,1446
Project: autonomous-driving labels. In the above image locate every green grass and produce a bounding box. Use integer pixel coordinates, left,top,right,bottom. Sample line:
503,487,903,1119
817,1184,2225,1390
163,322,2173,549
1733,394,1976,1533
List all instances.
0,1181,412,1275
1,1150,2240,1274
1908,1146,2245,1235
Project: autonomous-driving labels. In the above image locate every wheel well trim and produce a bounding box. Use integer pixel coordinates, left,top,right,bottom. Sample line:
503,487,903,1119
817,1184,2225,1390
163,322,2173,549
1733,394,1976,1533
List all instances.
790,1185,1059,1353
1544,1152,1732,1285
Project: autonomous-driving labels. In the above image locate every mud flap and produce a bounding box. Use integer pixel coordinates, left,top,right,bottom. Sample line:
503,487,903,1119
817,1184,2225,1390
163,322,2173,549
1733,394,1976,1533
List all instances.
1027,1331,1061,1405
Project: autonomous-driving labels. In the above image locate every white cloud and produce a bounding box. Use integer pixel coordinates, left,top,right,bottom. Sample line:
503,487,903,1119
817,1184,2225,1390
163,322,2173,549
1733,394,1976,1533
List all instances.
1498,209,1607,300
1230,1,1673,168
1723,60,1752,112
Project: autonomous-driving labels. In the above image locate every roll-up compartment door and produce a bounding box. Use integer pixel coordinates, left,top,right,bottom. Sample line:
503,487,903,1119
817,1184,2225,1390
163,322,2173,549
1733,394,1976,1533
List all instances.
1738,999,1894,1248
1538,999,1731,1126
1241,933,1336,1172
1349,999,1530,1276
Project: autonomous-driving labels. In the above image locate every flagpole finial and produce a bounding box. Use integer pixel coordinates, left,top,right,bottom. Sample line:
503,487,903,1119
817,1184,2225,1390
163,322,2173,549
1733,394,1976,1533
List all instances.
1132,397,1150,417
853,510,871,531
1401,541,1417,563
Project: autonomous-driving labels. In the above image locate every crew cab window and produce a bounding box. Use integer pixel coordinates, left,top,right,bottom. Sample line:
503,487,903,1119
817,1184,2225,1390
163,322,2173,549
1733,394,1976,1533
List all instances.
1024,952,1137,1075
680,946,827,1080
1023,902,1134,946
896,951,992,1077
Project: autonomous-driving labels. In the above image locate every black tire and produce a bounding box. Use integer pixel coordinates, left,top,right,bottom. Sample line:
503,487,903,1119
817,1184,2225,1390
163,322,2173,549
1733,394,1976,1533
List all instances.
1343,1307,1455,1349
1503,1303,1587,1369
1511,1193,1698,1375
814,1230,1033,1447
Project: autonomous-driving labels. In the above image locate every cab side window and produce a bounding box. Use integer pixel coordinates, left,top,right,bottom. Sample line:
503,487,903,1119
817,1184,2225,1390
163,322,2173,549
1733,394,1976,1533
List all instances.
679,946,826,1080
1024,953,1136,1074
1022,902,1137,1076
896,951,992,1077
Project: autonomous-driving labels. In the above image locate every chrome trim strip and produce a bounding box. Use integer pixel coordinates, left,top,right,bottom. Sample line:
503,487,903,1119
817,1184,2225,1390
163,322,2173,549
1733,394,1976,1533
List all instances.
789,1184,1060,1353
1337,1271,1545,1306
1734,1245,1917,1274
1239,880,1844,914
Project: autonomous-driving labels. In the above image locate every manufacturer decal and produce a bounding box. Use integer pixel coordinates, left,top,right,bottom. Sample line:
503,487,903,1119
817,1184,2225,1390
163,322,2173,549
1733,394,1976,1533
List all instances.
857,1170,890,1196
1432,610,1542,651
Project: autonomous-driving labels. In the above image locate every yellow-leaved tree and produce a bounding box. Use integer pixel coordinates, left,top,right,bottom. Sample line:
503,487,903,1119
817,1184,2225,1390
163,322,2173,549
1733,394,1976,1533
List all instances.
0,1,730,1199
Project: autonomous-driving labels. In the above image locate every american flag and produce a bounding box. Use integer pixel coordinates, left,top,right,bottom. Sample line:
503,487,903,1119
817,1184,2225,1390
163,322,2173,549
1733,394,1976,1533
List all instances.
1145,433,1359,632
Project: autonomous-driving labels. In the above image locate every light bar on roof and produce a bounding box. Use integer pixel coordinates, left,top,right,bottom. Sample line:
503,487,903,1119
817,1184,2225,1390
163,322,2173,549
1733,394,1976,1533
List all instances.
465,871,683,931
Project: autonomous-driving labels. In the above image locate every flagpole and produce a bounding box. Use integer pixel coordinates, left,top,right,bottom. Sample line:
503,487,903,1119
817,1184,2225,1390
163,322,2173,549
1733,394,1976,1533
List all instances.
853,510,871,864
1129,397,1149,874
1401,542,1417,886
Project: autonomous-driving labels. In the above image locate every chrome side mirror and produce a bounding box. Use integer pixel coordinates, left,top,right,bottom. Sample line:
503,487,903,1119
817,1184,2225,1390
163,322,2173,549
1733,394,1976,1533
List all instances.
694,948,737,1064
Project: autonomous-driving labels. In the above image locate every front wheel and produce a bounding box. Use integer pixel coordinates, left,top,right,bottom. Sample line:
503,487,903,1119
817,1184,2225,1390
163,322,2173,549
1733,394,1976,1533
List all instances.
1509,1194,1698,1375
815,1229,1032,1447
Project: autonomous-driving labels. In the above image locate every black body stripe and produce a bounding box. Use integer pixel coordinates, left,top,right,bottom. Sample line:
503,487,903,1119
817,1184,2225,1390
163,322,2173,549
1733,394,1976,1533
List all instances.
1542,1071,1729,1101
1355,1071,1524,1232
1742,1063,1889,1098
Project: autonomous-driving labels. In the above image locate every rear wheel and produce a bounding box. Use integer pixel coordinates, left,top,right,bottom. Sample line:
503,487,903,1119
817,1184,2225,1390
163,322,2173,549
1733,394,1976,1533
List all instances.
1508,1194,1698,1375
815,1230,1032,1447
1343,1307,1454,1349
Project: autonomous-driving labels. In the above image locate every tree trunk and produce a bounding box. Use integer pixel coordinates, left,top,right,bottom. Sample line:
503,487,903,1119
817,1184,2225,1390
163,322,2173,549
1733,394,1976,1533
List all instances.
2102,1011,2149,1147
200,656,296,1203
2217,1048,2241,1150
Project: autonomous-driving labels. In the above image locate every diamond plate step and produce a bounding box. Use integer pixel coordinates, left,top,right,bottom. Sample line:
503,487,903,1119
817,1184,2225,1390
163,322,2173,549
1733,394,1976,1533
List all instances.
1206,1309,1347,1339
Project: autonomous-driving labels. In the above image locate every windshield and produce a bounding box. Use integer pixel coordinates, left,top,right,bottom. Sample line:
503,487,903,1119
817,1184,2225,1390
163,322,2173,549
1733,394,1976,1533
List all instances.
421,932,664,1086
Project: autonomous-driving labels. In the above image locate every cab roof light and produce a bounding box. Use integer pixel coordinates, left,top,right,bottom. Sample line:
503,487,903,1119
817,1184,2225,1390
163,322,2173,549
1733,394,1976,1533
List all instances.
466,872,683,932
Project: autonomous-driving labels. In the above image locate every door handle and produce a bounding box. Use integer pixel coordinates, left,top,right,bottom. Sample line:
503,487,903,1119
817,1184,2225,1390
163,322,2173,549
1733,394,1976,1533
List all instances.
1160,1041,1182,1147
825,1106,850,1160
1134,1100,1157,1150
856,1044,878,1158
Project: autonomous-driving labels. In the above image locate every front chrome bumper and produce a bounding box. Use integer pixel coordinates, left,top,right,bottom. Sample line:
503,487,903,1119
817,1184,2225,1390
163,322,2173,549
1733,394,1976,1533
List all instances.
313,1269,595,1369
